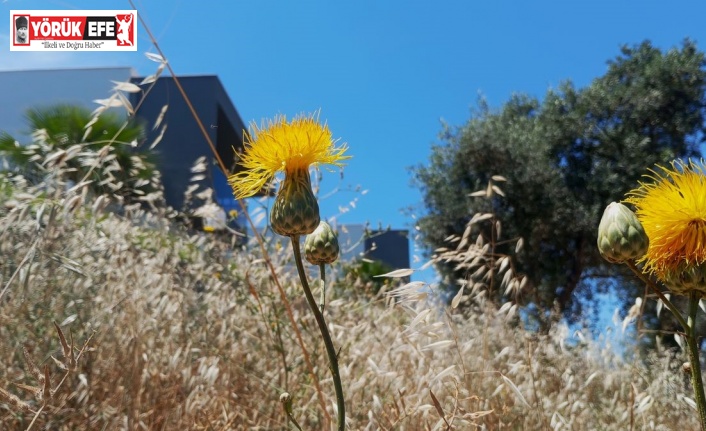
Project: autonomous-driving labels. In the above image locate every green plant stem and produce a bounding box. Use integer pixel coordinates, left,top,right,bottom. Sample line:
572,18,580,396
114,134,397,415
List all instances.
625,261,689,330
242,213,331,425
687,291,706,431
291,235,345,431
319,263,326,313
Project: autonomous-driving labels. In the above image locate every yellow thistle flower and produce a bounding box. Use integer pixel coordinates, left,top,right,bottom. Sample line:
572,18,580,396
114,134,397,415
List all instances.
228,113,349,236
625,160,706,295
228,113,349,199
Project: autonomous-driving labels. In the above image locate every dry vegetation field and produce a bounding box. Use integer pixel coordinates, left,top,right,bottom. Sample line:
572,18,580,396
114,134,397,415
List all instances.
0,165,699,430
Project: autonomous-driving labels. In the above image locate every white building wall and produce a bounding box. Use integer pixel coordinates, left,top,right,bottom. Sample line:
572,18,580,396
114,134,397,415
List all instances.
0,67,134,139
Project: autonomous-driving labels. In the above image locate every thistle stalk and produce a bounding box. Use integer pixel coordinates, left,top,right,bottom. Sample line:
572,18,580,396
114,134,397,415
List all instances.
319,263,327,312
625,261,689,331
687,291,706,431
291,235,345,431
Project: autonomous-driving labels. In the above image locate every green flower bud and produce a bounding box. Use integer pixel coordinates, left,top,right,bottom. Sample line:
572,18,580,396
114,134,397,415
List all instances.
270,168,320,237
304,221,340,265
597,202,649,263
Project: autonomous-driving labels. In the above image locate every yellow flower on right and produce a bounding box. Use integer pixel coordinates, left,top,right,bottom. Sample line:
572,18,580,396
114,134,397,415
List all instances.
626,160,706,295
228,113,349,237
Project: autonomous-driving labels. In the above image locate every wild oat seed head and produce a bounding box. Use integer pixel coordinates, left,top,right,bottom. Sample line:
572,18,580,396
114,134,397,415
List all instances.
625,160,706,295
228,113,349,199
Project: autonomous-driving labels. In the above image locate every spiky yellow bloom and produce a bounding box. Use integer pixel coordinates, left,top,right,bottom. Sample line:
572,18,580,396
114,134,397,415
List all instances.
228,113,349,236
228,114,349,200
625,160,706,295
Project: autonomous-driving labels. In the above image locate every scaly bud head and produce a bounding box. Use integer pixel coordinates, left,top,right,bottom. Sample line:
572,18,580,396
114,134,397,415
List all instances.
305,221,340,265
597,202,649,263
270,168,320,237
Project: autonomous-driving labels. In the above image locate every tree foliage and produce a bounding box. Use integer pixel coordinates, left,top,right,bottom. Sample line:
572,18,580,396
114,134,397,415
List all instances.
0,104,157,202
413,40,706,318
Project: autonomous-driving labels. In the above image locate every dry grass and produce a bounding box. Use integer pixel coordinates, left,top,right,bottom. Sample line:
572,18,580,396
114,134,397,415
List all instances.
0,164,699,430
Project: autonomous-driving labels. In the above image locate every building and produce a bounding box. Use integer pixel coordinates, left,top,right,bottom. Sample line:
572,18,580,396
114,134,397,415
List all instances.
338,223,410,271
0,67,249,226
128,74,248,215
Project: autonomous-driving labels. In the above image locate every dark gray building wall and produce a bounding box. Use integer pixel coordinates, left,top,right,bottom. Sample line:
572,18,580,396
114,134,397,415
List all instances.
130,75,247,212
364,229,410,270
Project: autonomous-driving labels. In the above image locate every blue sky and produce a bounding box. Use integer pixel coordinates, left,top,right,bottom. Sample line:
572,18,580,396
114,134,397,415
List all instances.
3,1,706,273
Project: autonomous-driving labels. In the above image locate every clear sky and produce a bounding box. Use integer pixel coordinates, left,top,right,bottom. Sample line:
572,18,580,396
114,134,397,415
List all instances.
2,1,706,273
